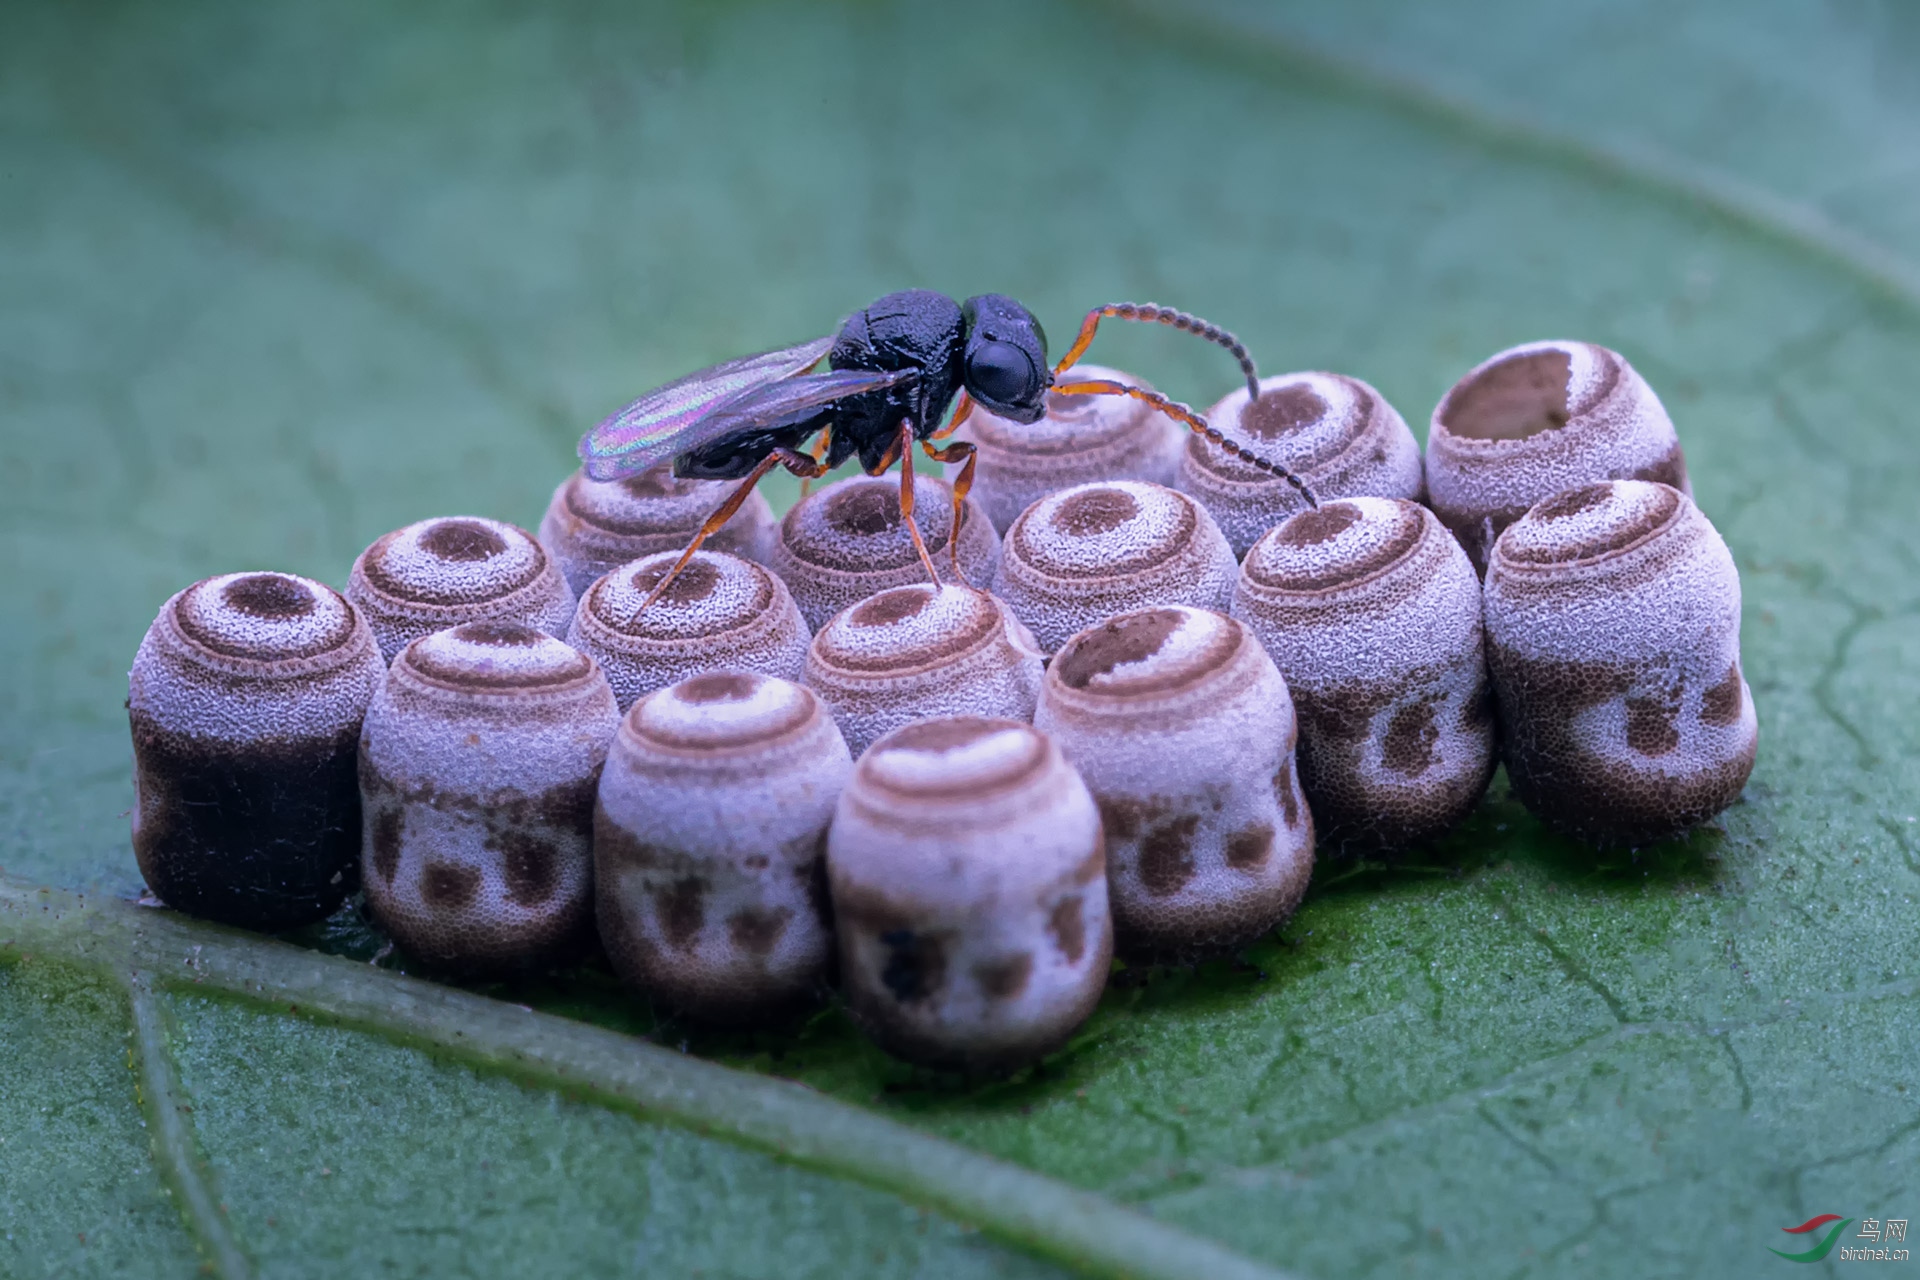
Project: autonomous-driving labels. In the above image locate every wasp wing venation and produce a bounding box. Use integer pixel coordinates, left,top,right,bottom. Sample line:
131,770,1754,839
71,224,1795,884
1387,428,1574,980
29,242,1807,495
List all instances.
578,335,837,479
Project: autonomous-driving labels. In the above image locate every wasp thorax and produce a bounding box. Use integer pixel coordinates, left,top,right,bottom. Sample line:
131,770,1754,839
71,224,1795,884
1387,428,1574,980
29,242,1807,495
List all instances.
539,463,777,598
1233,498,1495,855
358,622,619,973
595,672,850,1023
827,717,1111,1070
565,550,809,713
1484,481,1755,846
769,475,1001,630
992,480,1237,654
953,364,1185,534
1036,606,1312,957
348,515,576,662
1426,341,1689,573
129,572,385,930
804,584,1044,759
1179,372,1424,557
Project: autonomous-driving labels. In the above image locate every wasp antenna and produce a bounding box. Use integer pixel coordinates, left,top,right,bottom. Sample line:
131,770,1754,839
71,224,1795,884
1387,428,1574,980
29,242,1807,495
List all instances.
1053,302,1262,403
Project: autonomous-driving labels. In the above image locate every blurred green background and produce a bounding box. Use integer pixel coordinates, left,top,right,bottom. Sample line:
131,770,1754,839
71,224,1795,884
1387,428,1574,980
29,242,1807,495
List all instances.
3,1,1918,1277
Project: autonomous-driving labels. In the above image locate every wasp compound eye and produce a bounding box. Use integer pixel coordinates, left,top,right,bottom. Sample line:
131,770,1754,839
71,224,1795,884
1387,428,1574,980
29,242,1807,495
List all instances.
349,515,577,662
566,550,810,712
129,572,386,930
540,463,776,598
967,341,1042,408
358,623,620,974
596,673,851,1024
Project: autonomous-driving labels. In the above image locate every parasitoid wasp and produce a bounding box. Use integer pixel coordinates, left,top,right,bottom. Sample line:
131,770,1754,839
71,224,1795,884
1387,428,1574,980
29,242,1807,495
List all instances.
578,289,1319,611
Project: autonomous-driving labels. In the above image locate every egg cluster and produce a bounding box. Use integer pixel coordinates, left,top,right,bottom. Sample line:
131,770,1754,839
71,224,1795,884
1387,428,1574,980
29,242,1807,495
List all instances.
128,340,1753,1067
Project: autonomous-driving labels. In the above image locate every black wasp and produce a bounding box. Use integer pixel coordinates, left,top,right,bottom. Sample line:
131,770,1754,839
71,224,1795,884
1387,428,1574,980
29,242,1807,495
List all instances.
580,290,1316,609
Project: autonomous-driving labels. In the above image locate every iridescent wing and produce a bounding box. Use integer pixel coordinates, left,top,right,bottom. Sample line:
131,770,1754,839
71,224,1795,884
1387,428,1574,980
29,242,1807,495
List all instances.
580,335,838,480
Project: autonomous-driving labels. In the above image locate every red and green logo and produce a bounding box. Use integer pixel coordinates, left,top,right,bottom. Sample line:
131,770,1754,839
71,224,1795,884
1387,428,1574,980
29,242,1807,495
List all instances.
1770,1214,1852,1263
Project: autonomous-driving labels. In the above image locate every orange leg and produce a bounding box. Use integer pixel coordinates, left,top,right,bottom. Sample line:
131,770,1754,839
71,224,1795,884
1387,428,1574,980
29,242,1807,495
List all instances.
864,421,942,588
932,391,975,441
796,429,831,500
1052,302,1262,403
1053,378,1318,508
921,438,977,580
635,446,832,618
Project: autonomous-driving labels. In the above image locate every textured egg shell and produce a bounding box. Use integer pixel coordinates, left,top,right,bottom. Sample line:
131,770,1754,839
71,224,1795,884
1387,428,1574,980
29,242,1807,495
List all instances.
1234,498,1495,854
539,464,776,597
804,584,1044,759
1036,606,1313,956
950,363,1185,534
992,479,1238,653
1179,371,1424,557
1484,481,1755,845
348,515,577,661
566,550,810,712
595,672,851,1022
1426,341,1689,572
827,717,1111,1070
769,474,1002,630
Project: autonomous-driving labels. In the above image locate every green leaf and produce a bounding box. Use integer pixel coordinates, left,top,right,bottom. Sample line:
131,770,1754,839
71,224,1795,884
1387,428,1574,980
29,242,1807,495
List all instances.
3,1,1917,1277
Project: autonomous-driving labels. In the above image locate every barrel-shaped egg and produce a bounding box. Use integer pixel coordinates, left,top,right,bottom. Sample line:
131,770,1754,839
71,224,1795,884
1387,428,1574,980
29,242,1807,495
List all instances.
539,463,777,597
358,622,620,972
768,475,1001,630
595,672,851,1023
348,515,576,662
1179,372,1424,557
1233,498,1495,855
129,572,385,930
1037,606,1313,957
828,717,1110,1070
949,364,1184,534
1426,341,1689,572
566,550,810,712
804,584,1044,759
1484,480,1756,846
992,480,1238,654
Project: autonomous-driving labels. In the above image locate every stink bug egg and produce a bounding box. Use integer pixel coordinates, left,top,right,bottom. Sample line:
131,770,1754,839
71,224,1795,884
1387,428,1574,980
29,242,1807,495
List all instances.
539,462,777,598
129,572,385,929
828,717,1111,1070
595,671,851,1023
566,550,810,712
348,515,576,662
358,622,620,973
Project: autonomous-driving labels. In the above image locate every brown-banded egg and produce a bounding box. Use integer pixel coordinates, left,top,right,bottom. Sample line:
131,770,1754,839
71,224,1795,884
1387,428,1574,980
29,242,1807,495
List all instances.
539,463,777,598
1426,341,1690,572
1484,480,1755,846
803,584,1044,759
828,717,1110,1070
595,672,851,1023
128,572,385,930
991,479,1237,654
1036,606,1313,957
1233,498,1495,855
768,474,1000,630
565,550,810,712
358,622,620,973
947,363,1184,534
348,515,576,662
1178,372,1424,557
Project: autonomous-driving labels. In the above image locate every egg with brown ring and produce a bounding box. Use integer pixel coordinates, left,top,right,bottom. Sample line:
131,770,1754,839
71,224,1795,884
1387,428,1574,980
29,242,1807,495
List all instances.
1179,371,1424,557
769,474,1001,630
358,622,620,973
129,571,386,930
539,462,777,598
1233,497,1495,855
348,515,576,662
1484,480,1755,846
595,672,850,1024
1426,341,1689,573
827,717,1110,1071
566,549,810,712
1036,605,1313,958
